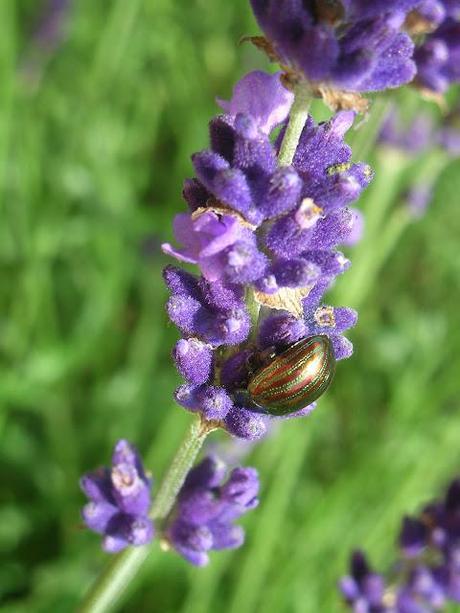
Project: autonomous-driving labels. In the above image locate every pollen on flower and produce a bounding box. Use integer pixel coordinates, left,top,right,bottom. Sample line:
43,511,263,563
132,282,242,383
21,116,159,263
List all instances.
160,538,171,552
80,440,154,552
336,253,350,270
111,467,137,491
327,162,352,176
228,245,251,268
382,589,397,607
314,306,336,328
294,198,324,229
363,165,373,179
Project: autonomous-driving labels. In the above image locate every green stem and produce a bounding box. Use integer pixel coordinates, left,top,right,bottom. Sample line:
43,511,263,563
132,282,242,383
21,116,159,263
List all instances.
77,547,150,613
277,83,312,167
248,83,312,333
78,416,216,613
151,416,216,520
246,287,260,342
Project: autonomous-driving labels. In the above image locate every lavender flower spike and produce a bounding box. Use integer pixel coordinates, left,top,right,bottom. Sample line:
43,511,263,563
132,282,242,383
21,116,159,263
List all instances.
166,456,259,566
249,1,417,93
340,476,460,610
163,70,370,438
80,440,154,553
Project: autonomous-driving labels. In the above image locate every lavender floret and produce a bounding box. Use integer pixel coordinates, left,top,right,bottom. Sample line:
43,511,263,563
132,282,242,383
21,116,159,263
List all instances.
173,338,214,385
249,1,417,93
167,456,259,566
164,266,251,347
80,440,154,553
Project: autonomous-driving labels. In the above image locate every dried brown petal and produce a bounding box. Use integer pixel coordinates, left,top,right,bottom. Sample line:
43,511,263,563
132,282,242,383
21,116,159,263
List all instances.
253,286,312,318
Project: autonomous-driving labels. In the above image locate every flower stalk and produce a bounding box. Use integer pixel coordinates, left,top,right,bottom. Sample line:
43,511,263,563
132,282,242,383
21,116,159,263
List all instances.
277,83,312,167
78,547,150,613
150,416,219,521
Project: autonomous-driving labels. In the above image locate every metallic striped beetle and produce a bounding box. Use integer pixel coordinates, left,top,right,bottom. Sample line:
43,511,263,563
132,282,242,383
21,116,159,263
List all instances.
247,335,336,416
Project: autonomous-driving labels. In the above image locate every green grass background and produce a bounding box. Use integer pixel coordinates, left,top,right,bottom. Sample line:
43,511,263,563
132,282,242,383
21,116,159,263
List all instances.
1,1,460,612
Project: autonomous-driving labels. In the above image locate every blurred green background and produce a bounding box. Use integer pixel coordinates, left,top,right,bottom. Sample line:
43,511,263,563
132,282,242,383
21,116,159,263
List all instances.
1,1,460,612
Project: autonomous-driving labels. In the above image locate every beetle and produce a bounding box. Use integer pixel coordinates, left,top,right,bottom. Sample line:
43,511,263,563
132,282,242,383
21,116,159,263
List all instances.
247,335,336,416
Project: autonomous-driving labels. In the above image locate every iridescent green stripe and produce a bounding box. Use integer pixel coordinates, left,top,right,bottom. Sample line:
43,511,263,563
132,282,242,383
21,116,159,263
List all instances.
255,351,329,404
257,345,324,395
249,338,323,394
248,335,336,415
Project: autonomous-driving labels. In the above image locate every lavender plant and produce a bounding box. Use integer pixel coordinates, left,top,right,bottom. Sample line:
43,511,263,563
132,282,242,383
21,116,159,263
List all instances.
339,477,460,611
80,440,154,553
77,1,460,611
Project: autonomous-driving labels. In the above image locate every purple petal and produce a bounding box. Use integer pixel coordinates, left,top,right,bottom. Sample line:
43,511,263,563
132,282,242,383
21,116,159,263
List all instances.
341,208,364,246
359,32,416,92
163,266,201,300
197,386,234,420
82,501,118,534
128,517,154,546
162,214,201,265
256,167,302,218
293,114,352,179
220,349,253,391
173,338,214,385
330,335,354,361
198,277,245,310
271,257,320,289
217,71,294,134
174,384,233,420
309,209,355,251
302,278,331,314
80,468,114,504
221,467,259,509
209,522,245,550
224,405,268,440
257,313,306,350
169,519,213,553
330,306,358,333
166,294,203,335
111,463,151,516
280,401,317,420
182,456,227,494
177,489,223,526
103,514,154,552
102,533,129,554
182,178,210,211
